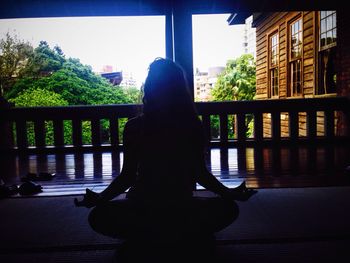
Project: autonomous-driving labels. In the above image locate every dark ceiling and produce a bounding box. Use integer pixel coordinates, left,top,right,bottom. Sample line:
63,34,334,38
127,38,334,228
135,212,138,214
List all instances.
0,0,344,19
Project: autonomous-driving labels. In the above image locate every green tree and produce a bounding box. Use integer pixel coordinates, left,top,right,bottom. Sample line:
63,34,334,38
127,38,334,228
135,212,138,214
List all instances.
8,88,69,146
2,37,143,146
212,54,256,101
0,33,34,96
8,87,68,107
6,57,139,106
211,54,256,138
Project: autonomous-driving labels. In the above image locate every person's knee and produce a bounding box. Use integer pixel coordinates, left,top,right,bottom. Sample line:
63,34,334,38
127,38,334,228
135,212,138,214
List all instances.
88,206,103,233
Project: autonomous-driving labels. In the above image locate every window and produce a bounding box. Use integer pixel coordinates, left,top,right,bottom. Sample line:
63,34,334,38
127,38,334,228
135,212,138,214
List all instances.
317,11,337,95
288,18,303,97
269,32,279,97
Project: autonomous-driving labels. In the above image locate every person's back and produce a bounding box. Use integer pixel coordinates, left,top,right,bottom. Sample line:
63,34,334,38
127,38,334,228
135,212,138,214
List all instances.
126,113,204,202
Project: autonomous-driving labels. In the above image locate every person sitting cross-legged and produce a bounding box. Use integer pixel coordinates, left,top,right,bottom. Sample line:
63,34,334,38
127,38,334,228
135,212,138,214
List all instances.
75,58,257,262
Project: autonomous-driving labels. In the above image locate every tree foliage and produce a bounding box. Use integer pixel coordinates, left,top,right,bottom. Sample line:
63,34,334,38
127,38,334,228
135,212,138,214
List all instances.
211,54,256,138
211,54,256,102
8,88,69,146
8,88,68,107
0,33,34,96
1,33,141,146
1,34,140,106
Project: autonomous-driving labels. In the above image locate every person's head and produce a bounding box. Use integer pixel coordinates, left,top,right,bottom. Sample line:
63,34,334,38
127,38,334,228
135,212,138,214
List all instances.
143,58,196,118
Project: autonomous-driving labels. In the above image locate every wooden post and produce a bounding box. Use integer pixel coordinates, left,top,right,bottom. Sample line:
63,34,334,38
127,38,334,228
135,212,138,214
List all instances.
172,4,194,99
0,100,14,150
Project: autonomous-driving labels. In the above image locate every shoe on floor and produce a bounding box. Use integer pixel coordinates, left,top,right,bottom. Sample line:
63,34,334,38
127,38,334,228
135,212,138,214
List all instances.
18,181,43,195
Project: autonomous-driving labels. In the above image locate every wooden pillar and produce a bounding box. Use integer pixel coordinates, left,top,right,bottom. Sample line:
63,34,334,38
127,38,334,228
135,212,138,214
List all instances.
0,100,14,150
172,4,194,99
337,10,350,136
165,10,174,60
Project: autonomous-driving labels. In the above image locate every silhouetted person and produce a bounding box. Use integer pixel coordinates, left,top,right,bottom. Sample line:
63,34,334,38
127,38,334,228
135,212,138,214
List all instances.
75,58,256,262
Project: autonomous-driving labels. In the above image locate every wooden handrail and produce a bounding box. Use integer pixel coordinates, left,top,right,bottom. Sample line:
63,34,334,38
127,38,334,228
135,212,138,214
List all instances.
0,97,349,153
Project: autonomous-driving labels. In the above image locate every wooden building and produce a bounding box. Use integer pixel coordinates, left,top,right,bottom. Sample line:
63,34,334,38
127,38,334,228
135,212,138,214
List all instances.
100,72,123,86
243,11,347,137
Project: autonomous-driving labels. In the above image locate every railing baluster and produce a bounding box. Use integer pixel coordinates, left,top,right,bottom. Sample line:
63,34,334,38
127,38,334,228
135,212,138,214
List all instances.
307,110,317,140
16,120,28,149
2,97,348,153
219,114,228,146
289,111,298,141
53,120,64,147
271,112,281,142
325,110,335,138
237,147,247,171
202,114,211,142
91,119,101,146
237,113,246,143
34,120,45,148
110,117,119,147
254,112,263,143
72,119,82,147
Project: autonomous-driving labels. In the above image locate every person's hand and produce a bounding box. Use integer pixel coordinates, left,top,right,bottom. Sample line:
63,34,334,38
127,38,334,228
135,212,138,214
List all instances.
74,188,100,208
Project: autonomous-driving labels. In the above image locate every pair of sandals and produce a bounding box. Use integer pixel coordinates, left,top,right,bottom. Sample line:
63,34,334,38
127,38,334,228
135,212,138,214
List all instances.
0,172,54,198
17,172,55,195
0,180,43,197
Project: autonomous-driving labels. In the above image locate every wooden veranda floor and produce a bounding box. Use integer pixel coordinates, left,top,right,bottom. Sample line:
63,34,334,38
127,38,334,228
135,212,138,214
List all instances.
1,143,350,196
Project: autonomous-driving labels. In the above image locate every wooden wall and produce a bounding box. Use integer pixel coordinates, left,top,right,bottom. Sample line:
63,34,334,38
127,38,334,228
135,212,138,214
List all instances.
255,11,340,138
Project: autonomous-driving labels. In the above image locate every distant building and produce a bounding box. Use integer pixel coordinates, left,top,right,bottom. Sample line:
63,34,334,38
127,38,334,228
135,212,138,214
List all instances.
120,71,138,88
243,15,256,58
194,66,224,101
227,14,256,58
100,72,123,86
102,65,113,73
100,65,123,86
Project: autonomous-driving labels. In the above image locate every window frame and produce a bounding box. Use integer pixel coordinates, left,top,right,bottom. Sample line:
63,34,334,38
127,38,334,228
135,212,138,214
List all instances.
268,30,279,98
319,10,337,51
287,14,303,98
315,10,337,96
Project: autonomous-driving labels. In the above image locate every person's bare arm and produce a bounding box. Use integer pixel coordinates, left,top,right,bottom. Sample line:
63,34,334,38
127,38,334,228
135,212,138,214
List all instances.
99,119,140,201
195,155,231,197
75,119,139,207
195,151,257,201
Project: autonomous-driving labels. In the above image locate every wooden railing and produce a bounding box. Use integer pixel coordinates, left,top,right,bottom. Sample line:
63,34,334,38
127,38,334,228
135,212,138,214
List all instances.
1,97,349,153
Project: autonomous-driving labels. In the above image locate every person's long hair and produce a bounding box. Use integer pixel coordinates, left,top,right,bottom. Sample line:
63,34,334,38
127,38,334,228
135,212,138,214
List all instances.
142,58,198,123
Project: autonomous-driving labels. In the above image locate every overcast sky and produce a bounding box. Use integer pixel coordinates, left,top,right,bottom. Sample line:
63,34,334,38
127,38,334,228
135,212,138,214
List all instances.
0,14,245,87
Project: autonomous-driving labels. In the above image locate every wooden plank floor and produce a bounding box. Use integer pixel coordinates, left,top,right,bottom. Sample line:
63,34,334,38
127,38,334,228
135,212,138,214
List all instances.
1,144,350,196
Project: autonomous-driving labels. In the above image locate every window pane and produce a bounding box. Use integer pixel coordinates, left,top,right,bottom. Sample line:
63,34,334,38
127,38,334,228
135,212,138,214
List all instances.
321,33,326,46
321,19,326,33
327,16,332,31
327,31,332,45
320,11,337,49
290,19,302,59
290,60,301,96
333,29,337,42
